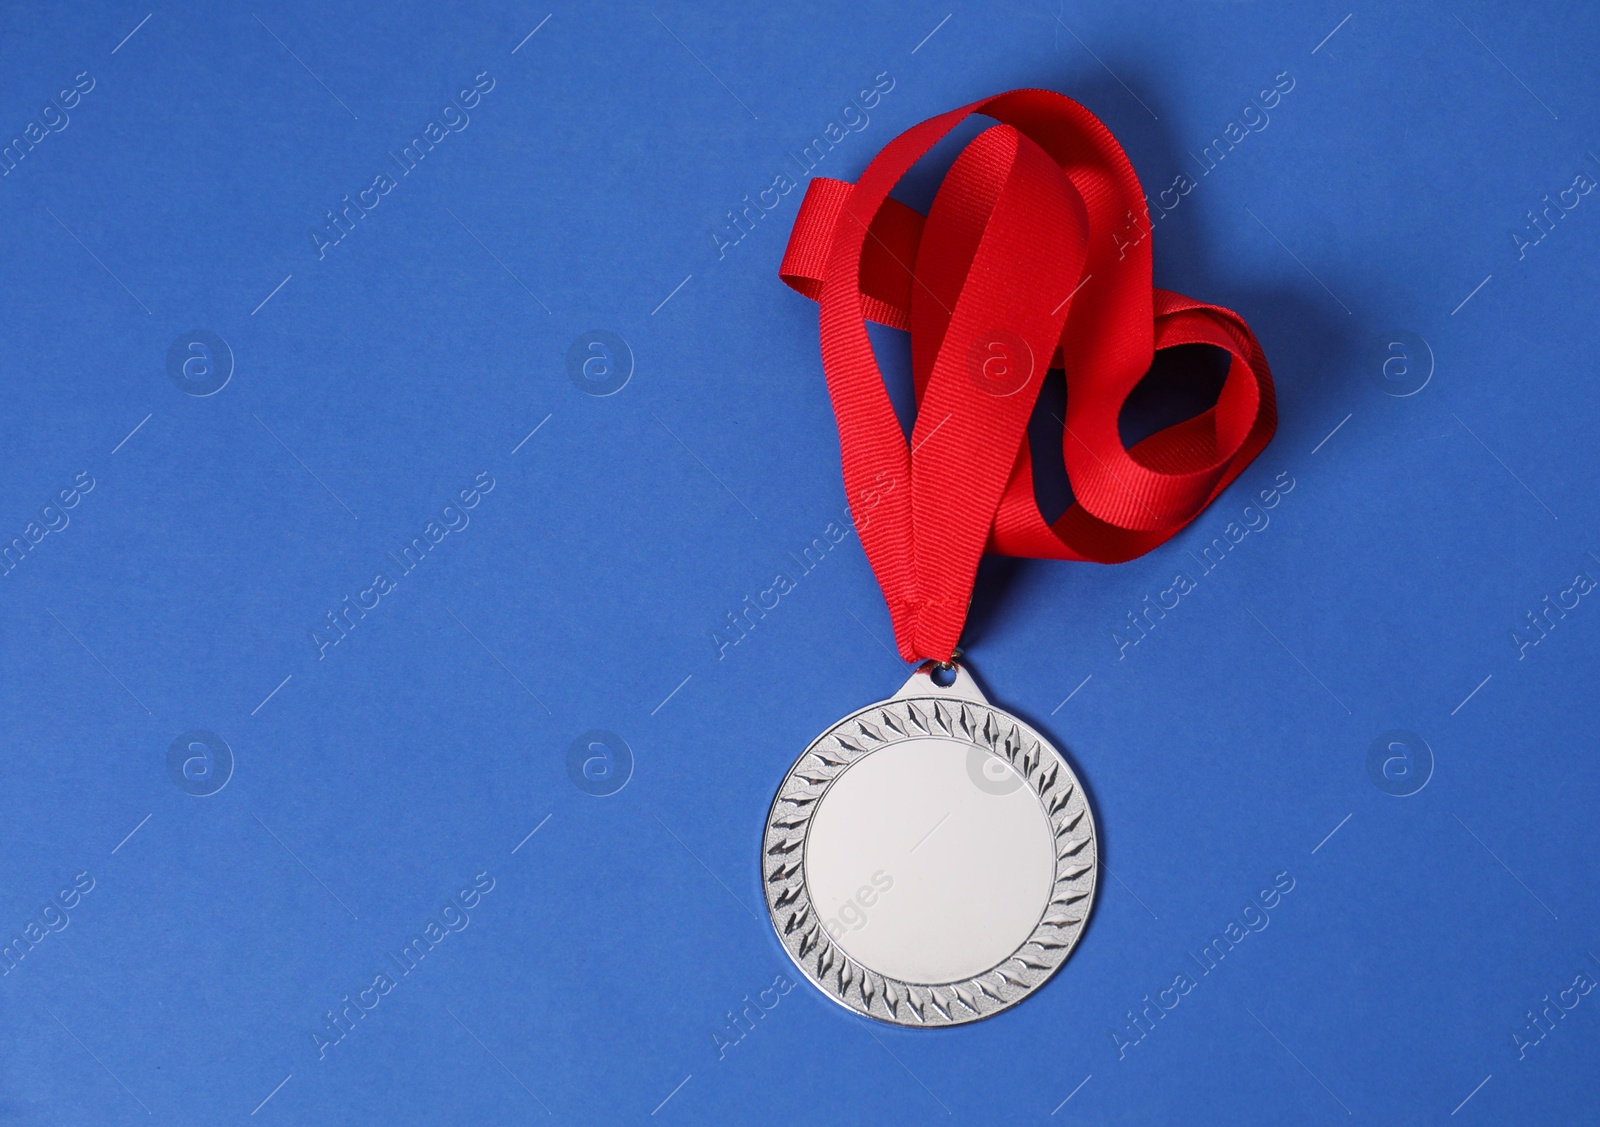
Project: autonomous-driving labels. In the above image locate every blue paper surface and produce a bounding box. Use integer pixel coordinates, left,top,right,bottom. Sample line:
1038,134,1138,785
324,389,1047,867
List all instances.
2,2,1598,1122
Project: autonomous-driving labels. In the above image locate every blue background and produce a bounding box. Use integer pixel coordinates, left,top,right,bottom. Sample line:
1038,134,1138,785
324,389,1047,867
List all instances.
2,1,1597,1122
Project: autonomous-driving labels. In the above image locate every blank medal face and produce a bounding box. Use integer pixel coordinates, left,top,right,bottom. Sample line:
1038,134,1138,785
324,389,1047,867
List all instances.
806,737,1055,984
764,664,1097,1026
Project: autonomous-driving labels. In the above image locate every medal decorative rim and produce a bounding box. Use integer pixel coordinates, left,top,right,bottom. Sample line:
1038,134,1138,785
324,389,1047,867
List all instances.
762,667,1097,1026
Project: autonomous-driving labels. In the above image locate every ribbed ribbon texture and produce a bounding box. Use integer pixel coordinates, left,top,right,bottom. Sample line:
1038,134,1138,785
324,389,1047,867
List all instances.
779,89,1277,663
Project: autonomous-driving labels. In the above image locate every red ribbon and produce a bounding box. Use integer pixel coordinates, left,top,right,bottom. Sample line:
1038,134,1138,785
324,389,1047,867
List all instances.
779,88,1277,663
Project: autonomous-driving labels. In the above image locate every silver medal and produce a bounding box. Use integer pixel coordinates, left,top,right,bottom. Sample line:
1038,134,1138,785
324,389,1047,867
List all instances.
763,661,1097,1026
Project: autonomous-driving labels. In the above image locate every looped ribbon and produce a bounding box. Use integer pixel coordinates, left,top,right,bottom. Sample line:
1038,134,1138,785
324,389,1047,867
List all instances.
779,89,1276,663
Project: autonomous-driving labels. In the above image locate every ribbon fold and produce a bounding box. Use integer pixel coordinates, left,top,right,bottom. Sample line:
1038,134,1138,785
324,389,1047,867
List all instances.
780,89,1276,663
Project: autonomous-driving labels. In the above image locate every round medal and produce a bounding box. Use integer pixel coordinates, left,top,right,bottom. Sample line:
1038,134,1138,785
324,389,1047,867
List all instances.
763,662,1097,1026
769,89,1276,1025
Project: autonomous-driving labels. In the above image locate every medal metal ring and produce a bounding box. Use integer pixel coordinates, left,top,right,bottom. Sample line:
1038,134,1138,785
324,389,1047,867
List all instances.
763,661,1097,1026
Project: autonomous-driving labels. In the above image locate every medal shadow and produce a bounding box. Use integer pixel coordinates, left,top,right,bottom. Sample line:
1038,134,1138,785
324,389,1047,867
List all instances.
951,66,1362,961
